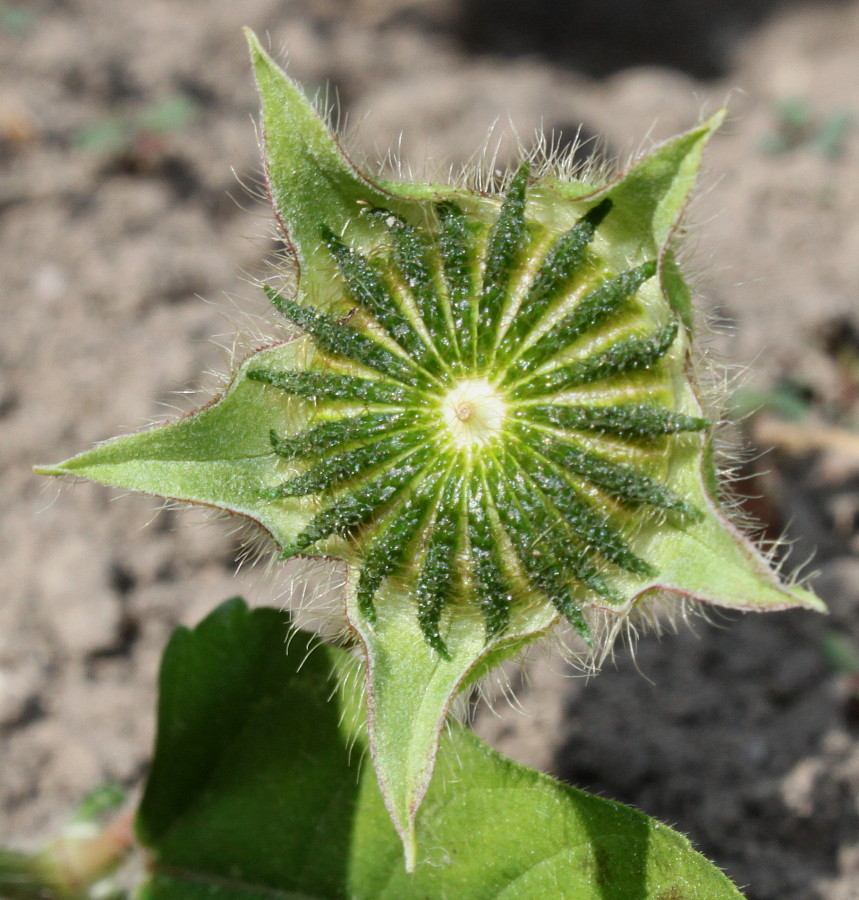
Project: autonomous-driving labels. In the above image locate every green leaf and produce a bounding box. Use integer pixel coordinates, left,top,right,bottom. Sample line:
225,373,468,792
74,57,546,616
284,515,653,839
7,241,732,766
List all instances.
137,599,746,900
136,598,364,898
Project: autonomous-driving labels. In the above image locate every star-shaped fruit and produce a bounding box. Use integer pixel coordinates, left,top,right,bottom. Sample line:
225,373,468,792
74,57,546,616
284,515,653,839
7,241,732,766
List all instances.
37,32,823,866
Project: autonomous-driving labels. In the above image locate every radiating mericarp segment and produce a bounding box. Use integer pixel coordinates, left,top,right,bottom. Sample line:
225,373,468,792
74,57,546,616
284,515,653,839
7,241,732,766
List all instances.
253,171,707,653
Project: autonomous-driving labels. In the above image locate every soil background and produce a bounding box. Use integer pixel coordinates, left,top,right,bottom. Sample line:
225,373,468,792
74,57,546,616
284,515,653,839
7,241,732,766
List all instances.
3,1,859,897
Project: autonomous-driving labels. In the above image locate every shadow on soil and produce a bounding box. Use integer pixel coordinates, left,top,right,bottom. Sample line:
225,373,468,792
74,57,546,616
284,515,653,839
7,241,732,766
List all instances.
453,0,850,79
553,608,854,900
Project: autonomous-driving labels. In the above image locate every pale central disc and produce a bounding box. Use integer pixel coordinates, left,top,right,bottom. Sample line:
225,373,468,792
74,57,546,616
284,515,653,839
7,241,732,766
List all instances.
440,378,507,447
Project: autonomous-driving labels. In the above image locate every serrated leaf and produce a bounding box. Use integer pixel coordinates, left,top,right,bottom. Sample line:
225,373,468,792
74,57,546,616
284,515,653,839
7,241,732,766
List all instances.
136,599,746,900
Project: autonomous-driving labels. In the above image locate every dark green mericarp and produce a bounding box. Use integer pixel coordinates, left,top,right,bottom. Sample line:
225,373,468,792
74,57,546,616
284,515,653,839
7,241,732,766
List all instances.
250,168,702,656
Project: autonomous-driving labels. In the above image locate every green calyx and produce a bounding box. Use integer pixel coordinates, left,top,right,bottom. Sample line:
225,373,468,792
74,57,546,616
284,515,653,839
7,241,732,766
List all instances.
250,169,707,656
35,33,825,658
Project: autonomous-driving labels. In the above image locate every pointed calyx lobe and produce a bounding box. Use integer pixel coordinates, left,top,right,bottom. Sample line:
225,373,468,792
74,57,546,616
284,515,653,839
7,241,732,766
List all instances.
38,39,823,664
249,35,820,657
240,38,823,657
